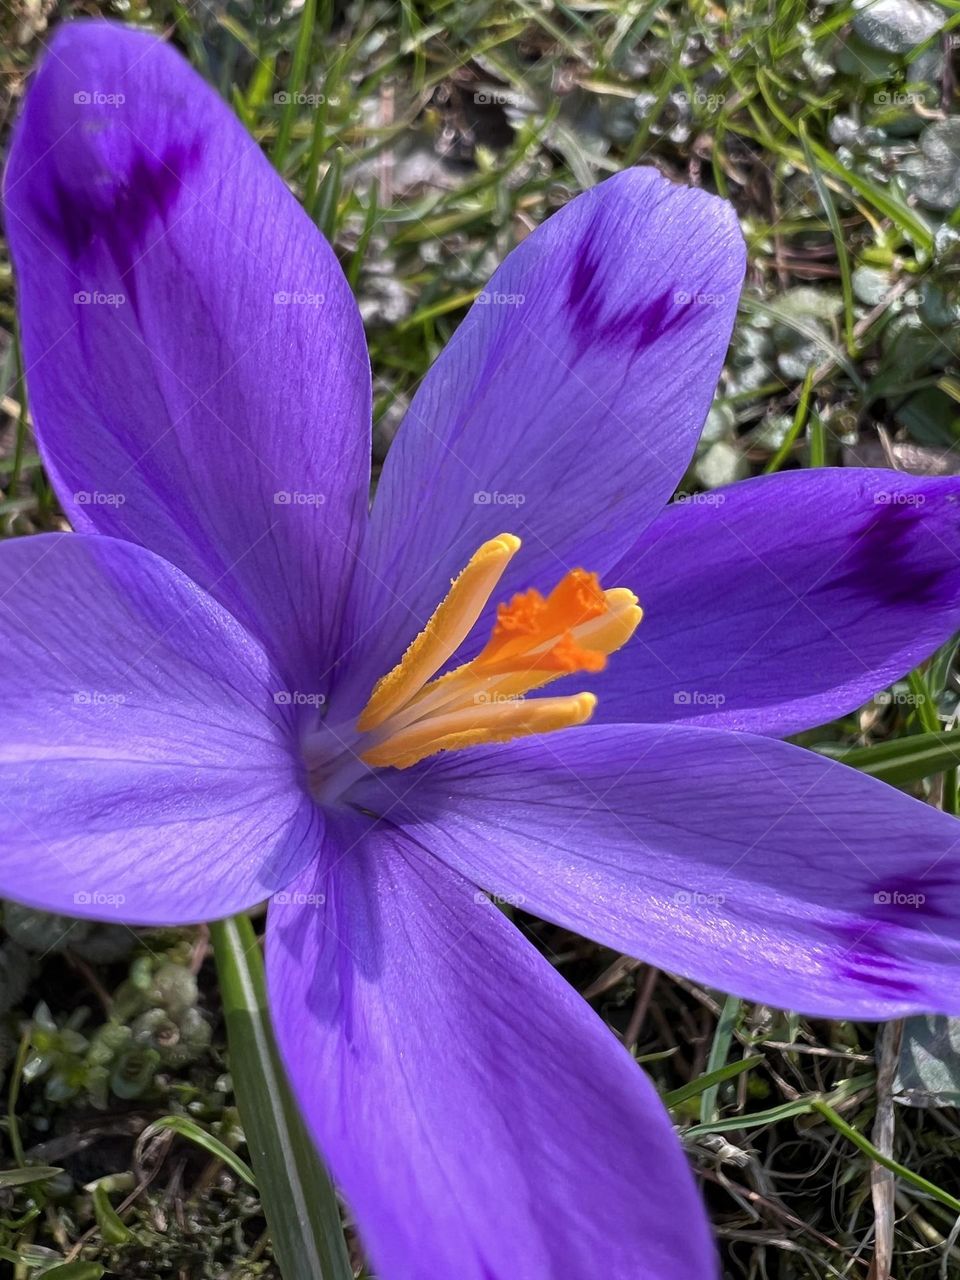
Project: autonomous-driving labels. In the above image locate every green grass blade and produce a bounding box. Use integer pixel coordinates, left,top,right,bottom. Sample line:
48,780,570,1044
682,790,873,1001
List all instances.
663,1054,762,1109
40,1265,105,1280
273,0,317,172
806,408,827,467
685,1073,876,1137
89,1182,135,1245
348,188,380,289
907,668,940,735
763,364,814,474
312,148,343,239
799,125,855,357
0,1166,62,1187
802,136,935,258
816,731,960,787
812,1101,960,1214
699,995,742,1124
210,915,351,1280
141,1115,256,1187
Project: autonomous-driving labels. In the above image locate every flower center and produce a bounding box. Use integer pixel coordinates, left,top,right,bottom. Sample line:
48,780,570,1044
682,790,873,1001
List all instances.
354,533,642,770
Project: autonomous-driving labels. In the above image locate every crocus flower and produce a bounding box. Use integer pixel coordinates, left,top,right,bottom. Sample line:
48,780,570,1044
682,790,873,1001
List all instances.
5,20,960,1279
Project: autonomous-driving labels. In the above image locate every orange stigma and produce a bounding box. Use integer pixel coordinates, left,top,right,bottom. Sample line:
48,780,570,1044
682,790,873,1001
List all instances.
355,535,642,769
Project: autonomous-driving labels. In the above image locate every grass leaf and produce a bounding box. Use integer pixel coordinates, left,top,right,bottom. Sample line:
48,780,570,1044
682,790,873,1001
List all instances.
210,916,352,1280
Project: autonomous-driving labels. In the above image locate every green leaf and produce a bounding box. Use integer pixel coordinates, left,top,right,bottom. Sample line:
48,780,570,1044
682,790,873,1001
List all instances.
699,995,742,1124
273,0,317,172
140,1115,256,1188
0,1166,62,1188
806,409,827,468
816,730,960,786
763,365,815,474
313,147,343,240
684,1073,877,1137
800,125,855,356
813,1099,960,1213
924,631,960,700
210,916,352,1280
37,1265,105,1280
663,1054,763,1109
804,135,935,256
89,1181,135,1246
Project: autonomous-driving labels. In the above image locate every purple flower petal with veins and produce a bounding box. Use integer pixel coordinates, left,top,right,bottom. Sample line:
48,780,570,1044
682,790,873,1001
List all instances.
5,20,960,1280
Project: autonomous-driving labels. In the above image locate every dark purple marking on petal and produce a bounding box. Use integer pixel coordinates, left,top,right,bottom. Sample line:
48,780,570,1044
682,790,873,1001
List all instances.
340,168,744,711
40,136,203,275
565,212,608,334
564,214,691,357
834,924,924,999
829,499,957,609
5,20,372,695
868,870,956,918
588,470,960,736
837,954,923,999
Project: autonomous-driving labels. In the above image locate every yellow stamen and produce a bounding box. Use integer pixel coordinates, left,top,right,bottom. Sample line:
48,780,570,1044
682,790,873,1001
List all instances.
362,692,597,770
356,535,642,769
357,533,521,733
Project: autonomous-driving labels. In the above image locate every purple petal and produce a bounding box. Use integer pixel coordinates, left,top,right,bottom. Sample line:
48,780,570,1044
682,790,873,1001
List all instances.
352,725,960,1018
335,169,744,709
584,468,960,733
268,812,715,1280
0,533,317,923
3,21,370,692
